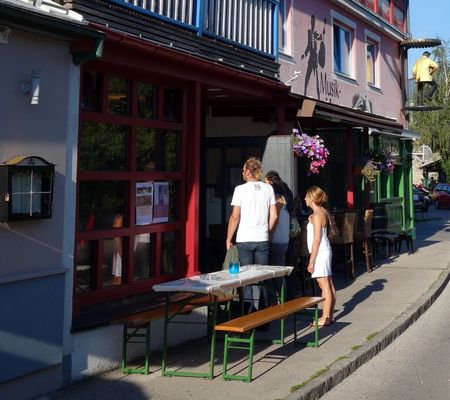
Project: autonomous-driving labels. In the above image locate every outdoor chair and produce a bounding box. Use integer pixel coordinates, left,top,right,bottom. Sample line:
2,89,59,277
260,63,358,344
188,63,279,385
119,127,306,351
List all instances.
294,219,316,296
354,209,374,272
330,211,357,281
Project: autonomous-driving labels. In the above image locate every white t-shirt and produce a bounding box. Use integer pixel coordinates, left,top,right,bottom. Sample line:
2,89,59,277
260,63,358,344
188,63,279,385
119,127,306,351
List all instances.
231,181,276,242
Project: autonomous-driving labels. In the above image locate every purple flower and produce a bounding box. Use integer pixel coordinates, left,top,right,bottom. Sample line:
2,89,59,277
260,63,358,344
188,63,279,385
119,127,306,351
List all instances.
292,129,329,174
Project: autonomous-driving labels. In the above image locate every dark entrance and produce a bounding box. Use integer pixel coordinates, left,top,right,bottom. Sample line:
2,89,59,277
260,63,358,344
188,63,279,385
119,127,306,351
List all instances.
200,136,267,272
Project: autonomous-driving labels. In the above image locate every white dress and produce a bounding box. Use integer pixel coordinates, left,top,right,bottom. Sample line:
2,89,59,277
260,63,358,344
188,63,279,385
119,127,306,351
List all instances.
307,222,332,278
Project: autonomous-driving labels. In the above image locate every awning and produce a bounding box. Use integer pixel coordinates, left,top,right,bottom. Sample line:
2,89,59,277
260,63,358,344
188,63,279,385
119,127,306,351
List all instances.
368,128,420,141
400,38,442,50
419,159,442,170
296,97,404,132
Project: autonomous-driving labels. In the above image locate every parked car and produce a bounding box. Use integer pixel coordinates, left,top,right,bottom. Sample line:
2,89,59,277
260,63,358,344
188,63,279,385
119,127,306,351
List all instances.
413,186,431,211
433,183,450,209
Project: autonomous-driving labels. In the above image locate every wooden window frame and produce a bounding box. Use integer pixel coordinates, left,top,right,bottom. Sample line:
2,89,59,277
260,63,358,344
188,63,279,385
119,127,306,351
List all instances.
75,66,188,306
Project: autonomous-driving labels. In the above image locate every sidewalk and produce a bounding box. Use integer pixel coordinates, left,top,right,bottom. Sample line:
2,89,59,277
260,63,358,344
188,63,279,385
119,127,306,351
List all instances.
42,208,450,400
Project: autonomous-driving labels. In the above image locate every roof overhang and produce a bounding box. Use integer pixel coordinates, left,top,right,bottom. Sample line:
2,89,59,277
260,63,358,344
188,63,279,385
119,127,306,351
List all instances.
0,0,104,63
330,0,408,42
95,24,290,99
296,97,404,132
401,38,442,50
369,128,420,141
419,159,442,170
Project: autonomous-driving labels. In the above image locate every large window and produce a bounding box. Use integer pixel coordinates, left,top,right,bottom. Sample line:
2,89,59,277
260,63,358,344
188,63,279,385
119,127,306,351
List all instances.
378,0,390,20
393,6,404,30
333,23,352,76
366,30,380,87
76,70,186,303
278,0,292,55
366,42,376,85
332,11,355,79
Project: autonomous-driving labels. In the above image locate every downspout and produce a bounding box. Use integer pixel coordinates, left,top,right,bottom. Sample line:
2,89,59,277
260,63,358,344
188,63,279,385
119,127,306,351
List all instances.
404,0,415,237
403,0,411,115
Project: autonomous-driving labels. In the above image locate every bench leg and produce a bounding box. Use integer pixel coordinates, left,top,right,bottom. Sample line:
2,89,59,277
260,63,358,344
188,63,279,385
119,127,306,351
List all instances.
121,323,151,375
222,330,255,383
293,305,320,348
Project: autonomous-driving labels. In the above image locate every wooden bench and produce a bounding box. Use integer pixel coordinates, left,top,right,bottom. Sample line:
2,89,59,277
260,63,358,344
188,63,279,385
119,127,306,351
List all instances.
112,293,235,375
215,296,324,382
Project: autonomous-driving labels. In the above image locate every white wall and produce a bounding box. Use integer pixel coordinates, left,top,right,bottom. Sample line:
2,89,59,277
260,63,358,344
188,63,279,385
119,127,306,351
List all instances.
0,29,73,277
0,26,78,397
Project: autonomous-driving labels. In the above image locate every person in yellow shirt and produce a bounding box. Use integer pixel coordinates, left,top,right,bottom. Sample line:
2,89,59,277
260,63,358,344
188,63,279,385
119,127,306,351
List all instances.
412,51,439,105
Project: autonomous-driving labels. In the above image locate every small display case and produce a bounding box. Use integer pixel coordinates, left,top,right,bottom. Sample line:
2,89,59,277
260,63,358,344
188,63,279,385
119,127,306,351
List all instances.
0,156,55,221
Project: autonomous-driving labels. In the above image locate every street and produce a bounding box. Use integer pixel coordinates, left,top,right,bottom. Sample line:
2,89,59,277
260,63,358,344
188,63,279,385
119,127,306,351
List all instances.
321,207,450,400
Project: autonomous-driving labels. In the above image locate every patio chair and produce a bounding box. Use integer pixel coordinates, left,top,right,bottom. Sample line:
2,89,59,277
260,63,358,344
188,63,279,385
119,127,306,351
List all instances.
294,219,316,296
354,209,374,272
330,212,357,281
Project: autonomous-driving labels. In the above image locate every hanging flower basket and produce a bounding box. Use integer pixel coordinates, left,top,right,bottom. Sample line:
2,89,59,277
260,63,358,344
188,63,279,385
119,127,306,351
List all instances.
361,160,381,182
361,147,395,181
293,129,330,174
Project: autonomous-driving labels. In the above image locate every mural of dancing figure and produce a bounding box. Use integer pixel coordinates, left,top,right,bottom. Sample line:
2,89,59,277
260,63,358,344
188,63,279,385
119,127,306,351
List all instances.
302,15,326,99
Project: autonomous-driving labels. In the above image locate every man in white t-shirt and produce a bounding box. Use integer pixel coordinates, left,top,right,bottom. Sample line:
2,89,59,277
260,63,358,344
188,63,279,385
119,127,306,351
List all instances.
226,157,277,267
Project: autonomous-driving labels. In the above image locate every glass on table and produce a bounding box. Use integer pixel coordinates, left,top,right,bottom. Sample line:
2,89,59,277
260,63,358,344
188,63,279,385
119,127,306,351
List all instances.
228,262,240,274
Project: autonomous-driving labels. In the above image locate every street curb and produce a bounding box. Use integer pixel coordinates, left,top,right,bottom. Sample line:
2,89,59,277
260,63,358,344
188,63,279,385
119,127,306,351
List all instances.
285,263,450,400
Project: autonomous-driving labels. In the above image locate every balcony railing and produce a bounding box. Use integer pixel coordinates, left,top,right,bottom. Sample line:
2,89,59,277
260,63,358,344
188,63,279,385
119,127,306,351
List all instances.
114,0,279,57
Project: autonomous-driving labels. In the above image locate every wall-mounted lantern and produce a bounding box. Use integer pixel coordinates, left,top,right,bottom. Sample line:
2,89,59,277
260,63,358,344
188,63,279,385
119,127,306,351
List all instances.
0,156,55,222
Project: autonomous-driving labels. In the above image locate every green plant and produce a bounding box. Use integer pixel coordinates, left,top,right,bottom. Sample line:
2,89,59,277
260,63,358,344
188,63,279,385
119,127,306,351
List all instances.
290,356,349,393
366,332,379,341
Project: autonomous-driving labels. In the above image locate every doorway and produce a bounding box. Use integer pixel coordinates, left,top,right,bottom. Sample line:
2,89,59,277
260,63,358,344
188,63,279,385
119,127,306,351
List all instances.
200,137,267,272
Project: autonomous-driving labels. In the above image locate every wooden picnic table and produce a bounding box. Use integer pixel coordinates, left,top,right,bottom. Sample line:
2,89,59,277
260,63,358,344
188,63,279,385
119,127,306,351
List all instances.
152,265,293,379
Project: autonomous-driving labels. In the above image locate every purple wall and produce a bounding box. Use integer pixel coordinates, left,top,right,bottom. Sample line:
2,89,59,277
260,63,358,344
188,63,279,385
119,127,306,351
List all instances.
280,0,406,125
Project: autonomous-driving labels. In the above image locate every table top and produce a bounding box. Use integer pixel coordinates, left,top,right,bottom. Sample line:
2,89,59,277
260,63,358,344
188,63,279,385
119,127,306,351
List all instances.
153,265,293,295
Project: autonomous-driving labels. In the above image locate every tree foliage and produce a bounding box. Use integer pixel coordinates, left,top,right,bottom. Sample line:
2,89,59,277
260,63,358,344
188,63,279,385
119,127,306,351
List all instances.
409,41,450,164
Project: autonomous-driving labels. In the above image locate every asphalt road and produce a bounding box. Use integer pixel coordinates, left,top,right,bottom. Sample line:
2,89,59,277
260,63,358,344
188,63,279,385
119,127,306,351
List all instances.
321,207,450,400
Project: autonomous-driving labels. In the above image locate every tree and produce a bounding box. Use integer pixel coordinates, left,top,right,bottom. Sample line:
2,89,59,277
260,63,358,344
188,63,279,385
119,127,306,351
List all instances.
409,41,450,171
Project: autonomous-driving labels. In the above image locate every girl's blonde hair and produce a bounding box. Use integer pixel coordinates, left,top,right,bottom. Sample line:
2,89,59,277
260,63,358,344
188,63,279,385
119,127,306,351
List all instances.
306,186,328,206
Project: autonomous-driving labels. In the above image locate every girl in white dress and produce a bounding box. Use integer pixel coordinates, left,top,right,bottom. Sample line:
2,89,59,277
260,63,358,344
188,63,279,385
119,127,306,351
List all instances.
305,186,336,326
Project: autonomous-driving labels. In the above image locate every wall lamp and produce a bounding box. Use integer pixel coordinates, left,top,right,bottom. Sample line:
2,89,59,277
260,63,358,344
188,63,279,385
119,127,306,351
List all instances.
0,25,11,44
21,70,41,105
284,71,302,85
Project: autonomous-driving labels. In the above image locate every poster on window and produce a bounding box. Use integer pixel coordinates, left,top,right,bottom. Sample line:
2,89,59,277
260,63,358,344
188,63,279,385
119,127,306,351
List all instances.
136,181,153,225
153,181,169,223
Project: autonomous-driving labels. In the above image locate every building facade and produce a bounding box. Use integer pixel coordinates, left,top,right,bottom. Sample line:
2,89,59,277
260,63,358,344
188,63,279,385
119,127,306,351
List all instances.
0,1,415,398
0,1,103,399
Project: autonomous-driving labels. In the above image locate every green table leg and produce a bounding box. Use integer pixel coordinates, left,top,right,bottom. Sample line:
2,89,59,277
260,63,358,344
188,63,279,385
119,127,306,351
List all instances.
161,293,170,376
272,276,286,345
208,298,218,379
162,293,218,379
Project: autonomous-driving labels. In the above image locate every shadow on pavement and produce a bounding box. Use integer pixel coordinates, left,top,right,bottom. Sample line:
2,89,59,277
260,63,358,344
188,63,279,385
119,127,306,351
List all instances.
44,376,150,400
336,279,387,322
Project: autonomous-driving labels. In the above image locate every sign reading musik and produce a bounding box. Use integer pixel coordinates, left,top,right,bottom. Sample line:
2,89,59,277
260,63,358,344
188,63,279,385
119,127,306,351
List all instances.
301,15,341,102
320,72,341,100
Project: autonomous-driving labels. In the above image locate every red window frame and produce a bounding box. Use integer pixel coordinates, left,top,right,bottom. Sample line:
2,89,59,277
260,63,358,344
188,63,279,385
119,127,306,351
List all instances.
74,65,188,306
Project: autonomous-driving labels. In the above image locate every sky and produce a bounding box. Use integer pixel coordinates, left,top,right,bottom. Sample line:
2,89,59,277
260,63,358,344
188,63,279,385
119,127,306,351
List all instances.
408,0,449,76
